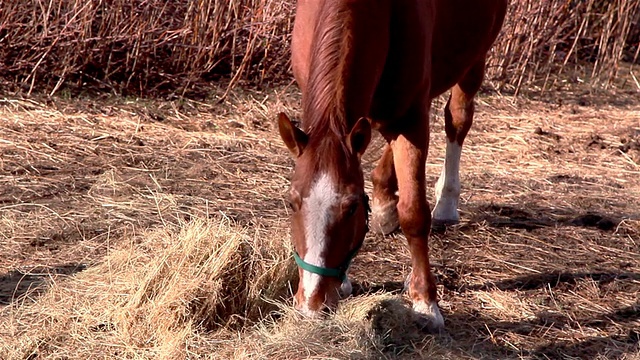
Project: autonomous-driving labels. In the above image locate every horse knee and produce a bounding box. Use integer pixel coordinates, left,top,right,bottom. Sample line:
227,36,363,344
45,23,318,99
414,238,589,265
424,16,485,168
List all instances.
397,199,431,238
444,93,474,144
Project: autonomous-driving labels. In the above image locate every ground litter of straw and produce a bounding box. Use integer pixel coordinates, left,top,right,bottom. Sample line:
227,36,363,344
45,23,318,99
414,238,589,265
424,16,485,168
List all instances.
0,86,639,359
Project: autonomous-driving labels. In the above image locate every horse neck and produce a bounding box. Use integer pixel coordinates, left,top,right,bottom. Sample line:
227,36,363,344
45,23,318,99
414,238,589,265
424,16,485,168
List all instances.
302,0,390,139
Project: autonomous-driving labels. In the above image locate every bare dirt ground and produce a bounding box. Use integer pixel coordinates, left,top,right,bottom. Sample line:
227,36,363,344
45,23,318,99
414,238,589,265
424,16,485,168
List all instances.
0,86,639,359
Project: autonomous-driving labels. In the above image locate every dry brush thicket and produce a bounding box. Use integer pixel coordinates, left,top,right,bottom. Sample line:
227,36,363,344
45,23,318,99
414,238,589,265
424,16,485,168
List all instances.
489,0,640,94
0,0,295,95
0,0,639,96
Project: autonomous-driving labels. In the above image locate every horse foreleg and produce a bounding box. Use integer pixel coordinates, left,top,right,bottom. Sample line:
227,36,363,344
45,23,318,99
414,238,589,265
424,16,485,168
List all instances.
390,106,444,331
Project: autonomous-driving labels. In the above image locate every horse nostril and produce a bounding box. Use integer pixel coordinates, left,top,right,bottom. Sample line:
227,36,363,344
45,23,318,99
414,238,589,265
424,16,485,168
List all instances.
321,305,332,316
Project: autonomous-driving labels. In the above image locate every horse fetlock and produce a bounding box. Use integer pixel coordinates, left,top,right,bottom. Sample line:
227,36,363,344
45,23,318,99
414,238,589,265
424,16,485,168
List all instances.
434,172,460,199
371,197,399,235
404,271,445,330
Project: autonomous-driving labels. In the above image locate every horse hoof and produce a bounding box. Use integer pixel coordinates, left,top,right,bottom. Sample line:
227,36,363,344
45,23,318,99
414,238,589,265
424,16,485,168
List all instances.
431,199,460,225
412,300,445,332
371,199,399,235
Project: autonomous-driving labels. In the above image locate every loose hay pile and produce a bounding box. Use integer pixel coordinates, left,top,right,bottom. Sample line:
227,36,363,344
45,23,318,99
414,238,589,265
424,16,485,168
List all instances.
0,218,297,358
219,294,446,359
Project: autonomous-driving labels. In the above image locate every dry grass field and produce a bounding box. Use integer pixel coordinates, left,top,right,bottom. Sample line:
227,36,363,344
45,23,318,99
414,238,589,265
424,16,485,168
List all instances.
0,84,639,359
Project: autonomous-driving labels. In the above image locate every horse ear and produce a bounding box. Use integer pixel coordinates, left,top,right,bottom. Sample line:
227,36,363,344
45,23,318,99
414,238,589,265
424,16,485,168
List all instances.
347,117,371,157
278,112,308,157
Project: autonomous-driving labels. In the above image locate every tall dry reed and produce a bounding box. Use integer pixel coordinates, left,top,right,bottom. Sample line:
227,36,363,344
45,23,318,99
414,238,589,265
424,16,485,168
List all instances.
487,0,640,94
0,0,294,96
0,0,638,96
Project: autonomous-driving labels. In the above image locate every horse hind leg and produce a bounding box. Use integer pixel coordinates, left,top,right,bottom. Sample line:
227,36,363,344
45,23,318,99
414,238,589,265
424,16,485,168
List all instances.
432,60,485,226
371,144,400,235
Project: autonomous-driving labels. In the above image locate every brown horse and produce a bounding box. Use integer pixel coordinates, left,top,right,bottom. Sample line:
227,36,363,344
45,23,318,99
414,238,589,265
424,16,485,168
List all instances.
278,0,507,329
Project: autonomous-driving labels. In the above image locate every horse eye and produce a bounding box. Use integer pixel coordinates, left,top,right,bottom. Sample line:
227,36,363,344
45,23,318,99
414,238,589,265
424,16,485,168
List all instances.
346,202,359,217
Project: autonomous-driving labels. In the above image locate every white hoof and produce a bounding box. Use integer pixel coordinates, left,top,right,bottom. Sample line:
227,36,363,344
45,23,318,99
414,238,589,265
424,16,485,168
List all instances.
432,189,460,226
371,198,399,235
412,300,445,330
431,203,460,226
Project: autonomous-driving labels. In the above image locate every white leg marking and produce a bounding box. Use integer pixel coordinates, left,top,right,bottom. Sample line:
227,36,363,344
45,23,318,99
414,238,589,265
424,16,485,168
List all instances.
432,141,462,223
301,172,339,302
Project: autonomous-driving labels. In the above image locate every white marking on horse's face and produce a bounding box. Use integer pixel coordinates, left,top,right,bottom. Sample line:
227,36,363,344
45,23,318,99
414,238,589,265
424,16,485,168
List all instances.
301,172,339,301
432,141,462,222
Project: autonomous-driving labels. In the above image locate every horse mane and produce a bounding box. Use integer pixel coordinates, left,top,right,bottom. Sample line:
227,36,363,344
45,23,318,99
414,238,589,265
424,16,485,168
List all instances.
302,0,355,142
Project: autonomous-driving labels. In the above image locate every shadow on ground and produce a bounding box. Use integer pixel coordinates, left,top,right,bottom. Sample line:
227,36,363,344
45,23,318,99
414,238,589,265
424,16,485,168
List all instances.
464,203,628,232
463,271,640,292
354,276,639,359
0,264,86,306
444,300,640,359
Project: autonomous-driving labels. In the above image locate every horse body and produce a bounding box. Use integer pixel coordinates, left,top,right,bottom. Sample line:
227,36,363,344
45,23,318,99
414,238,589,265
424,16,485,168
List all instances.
279,0,507,327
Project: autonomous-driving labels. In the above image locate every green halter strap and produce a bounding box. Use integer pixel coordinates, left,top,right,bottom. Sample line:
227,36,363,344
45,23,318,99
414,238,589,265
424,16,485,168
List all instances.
293,240,363,281
292,194,370,281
